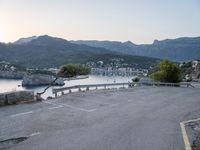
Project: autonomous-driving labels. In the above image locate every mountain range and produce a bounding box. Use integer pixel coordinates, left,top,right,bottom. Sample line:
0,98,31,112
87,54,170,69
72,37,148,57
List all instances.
0,35,199,69
71,37,200,62
0,35,159,68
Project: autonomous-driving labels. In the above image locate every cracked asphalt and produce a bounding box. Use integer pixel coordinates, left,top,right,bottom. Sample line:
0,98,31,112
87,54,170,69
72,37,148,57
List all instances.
0,86,200,150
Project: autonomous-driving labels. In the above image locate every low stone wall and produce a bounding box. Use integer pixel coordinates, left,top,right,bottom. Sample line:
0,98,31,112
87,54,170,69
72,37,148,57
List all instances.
0,91,36,106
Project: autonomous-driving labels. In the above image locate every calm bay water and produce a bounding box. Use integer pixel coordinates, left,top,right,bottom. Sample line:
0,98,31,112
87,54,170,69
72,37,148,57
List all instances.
0,75,133,99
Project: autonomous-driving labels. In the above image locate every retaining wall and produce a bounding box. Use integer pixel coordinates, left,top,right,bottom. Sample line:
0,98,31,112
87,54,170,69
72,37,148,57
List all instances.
0,91,36,106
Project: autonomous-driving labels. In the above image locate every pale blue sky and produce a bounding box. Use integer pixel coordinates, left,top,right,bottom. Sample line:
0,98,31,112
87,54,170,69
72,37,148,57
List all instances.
0,0,200,44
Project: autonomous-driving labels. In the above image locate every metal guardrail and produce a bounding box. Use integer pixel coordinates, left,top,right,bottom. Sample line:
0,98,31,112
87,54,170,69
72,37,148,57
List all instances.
138,81,194,87
52,81,194,97
52,82,131,97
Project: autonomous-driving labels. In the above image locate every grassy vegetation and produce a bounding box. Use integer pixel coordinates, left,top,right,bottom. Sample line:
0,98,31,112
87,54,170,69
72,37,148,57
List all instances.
27,69,56,76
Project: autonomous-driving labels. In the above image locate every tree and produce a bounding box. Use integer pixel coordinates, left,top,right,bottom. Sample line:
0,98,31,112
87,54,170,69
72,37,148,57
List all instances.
37,64,90,97
150,60,181,83
58,64,91,78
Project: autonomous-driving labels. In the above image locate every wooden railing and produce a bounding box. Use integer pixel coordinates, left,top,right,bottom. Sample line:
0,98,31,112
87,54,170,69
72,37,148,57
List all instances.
52,81,194,97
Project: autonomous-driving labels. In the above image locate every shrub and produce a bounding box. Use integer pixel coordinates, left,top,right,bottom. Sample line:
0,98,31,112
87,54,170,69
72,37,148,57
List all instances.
150,60,181,83
58,64,91,77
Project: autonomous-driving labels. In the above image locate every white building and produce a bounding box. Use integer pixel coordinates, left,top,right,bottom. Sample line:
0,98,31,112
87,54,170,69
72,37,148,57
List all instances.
192,60,199,68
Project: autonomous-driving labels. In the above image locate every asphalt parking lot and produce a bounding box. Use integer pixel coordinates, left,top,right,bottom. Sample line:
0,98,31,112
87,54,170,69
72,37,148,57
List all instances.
0,86,200,150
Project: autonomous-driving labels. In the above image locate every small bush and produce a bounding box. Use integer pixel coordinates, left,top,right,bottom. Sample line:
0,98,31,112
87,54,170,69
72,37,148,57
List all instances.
150,60,181,83
28,69,55,76
58,64,91,77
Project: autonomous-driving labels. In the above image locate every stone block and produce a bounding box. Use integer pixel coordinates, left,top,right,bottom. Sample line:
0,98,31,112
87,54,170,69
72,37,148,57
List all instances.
6,91,35,105
0,94,6,106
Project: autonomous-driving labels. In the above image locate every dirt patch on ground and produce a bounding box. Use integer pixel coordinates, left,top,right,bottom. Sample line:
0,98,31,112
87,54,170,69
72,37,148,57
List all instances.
0,137,28,149
193,132,200,150
184,120,200,150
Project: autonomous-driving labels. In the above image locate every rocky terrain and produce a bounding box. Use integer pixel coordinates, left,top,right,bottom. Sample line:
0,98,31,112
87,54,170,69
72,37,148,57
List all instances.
193,132,200,150
184,120,200,150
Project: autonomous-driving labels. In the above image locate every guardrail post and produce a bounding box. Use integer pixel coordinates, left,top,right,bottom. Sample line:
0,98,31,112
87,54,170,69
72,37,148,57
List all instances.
61,91,64,95
79,88,82,92
55,92,57,97
86,87,89,91
96,86,98,90
69,89,72,93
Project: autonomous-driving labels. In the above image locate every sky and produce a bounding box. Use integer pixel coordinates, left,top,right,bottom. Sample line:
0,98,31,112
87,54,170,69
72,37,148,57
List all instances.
0,0,200,44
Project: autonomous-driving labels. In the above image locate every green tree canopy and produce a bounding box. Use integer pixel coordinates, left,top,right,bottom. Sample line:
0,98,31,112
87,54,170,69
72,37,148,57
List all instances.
58,64,91,78
150,60,181,83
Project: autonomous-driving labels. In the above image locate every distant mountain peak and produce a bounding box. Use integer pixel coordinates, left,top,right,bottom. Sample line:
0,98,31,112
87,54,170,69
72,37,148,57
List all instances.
14,36,38,45
123,41,136,46
124,41,132,44
13,35,71,46
153,39,159,44
37,35,56,40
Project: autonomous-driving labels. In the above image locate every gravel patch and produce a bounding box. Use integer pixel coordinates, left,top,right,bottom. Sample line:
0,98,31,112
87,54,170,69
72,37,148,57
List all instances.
185,120,200,150
193,132,200,150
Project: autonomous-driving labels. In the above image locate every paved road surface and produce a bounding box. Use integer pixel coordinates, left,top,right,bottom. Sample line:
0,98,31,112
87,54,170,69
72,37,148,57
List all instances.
0,87,200,150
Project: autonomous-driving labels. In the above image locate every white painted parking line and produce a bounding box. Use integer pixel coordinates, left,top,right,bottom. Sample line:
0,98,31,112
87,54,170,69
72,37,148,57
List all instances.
109,104,119,107
181,117,200,124
9,102,95,118
29,132,41,137
48,105,64,110
59,103,96,112
180,122,192,150
87,109,97,112
44,100,97,112
42,101,58,106
10,100,97,118
85,100,111,106
10,111,34,117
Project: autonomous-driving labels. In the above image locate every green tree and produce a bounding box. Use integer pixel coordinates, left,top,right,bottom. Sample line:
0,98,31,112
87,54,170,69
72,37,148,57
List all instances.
150,60,181,83
58,64,91,77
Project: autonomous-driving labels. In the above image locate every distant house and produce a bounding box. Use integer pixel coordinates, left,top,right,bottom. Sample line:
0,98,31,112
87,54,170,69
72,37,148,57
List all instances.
191,60,200,80
10,66,16,71
192,60,199,69
118,68,126,71
196,63,200,79
97,61,103,66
